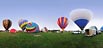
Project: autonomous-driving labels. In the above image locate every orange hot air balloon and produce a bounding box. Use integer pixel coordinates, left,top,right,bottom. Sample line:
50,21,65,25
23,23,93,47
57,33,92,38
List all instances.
3,19,12,31
57,17,68,31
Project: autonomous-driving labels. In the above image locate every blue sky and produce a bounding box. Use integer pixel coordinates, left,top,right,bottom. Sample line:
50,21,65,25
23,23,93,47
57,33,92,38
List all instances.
0,0,103,30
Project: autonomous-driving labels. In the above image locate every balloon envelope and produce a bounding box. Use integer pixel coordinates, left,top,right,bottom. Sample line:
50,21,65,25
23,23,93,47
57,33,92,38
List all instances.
89,26,98,35
18,19,28,31
57,17,68,30
70,9,93,30
74,19,89,30
10,28,16,33
100,26,103,31
26,22,39,32
41,27,48,32
3,19,12,31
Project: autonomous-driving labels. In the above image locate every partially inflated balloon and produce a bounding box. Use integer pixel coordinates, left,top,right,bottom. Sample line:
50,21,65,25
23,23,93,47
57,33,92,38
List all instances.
41,27,48,32
57,17,68,31
70,9,93,30
3,19,12,31
100,26,103,32
26,22,39,32
18,19,28,31
9,28,16,33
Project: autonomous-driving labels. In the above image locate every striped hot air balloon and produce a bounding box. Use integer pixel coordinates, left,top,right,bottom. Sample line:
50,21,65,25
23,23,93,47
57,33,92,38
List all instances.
26,22,40,32
18,19,28,31
57,17,68,31
3,19,12,31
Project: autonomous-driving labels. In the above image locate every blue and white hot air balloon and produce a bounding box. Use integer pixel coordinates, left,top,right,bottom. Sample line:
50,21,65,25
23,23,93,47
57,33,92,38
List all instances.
70,9,93,30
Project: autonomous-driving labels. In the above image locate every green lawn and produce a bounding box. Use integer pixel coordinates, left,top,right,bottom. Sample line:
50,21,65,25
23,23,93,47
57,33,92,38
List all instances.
0,32,103,48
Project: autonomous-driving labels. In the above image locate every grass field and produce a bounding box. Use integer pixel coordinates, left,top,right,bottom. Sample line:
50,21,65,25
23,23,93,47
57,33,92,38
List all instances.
0,32,103,48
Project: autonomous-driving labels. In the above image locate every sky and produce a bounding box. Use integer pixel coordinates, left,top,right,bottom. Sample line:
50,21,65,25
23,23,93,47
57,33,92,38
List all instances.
0,0,103,30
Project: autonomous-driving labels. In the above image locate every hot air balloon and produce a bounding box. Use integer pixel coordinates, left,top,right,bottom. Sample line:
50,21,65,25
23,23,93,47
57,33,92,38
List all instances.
9,28,17,33
18,19,28,31
100,26,103,32
70,9,93,31
85,26,98,36
26,22,40,32
41,27,48,32
57,17,68,31
3,19,12,31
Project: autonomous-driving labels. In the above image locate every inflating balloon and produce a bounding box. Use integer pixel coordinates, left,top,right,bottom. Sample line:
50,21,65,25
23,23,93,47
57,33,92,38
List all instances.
9,28,16,33
85,26,98,36
57,17,68,31
41,27,48,32
100,26,103,32
26,22,39,32
70,9,93,30
18,19,28,31
3,19,12,31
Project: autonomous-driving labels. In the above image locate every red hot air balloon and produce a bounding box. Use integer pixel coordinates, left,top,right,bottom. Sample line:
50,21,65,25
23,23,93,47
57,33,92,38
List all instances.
57,17,68,31
9,28,17,33
3,19,12,31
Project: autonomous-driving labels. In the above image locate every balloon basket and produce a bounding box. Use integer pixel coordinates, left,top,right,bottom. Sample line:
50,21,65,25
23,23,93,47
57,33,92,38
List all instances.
5,30,9,32
80,30,85,34
61,31,63,33
60,29,64,33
